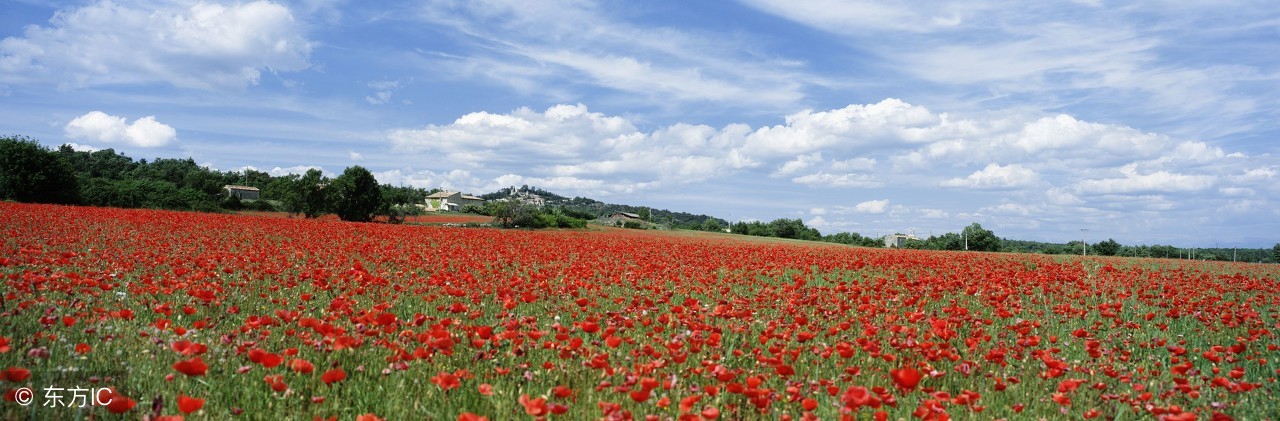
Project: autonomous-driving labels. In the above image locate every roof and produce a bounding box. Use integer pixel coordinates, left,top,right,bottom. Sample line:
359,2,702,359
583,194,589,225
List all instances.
426,191,457,199
224,185,260,191
460,194,484,200
614,212,641,219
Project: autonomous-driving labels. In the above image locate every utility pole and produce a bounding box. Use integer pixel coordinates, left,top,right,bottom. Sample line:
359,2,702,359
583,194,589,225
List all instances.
1080,229,1088,256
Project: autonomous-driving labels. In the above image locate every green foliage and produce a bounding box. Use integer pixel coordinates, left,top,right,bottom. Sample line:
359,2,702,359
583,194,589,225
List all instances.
636,206,651,221
622,220,646,230
0,136,80,204
482,185,724,228
220,193,245,210
730,218,820,241
247,199,278,212
376,184,422,224
1093,238,1122,256
484,200,588,229
297,169,331,219
961,223,1000,252
821,232,881,247
331,166,382,222
1274,244,1280,263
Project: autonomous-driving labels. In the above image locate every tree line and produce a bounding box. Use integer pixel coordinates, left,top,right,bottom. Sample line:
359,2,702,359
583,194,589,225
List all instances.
0,135,427,222
5,134,1279,259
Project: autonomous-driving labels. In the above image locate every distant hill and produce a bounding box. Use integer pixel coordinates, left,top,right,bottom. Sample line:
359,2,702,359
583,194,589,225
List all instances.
481,185,728,228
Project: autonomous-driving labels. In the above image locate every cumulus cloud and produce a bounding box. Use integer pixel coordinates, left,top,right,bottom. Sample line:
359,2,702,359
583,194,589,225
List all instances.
740,99,939,158
388,104,749,192
267,165,323,177
853,199,890,214
941,163,1039,189
64,111,177,147
0,0,311,90
1075,164,1215,195
774,153,823,176
378,99,1271,244
63,142,99,152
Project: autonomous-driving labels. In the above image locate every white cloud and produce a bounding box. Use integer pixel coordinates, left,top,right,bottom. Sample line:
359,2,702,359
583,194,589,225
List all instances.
774,152,822,176
64,111,177,147
853,199,890,214
348,151,364,161
372,168,481,192
388,104,748,194
982,202,1035,216
1045,187,1083,206
63,142,99,152
941,163,1038,189
831,157,876,171
738,1,1276,141
1076,164,1216,195
365,80,400,105
268,165,323,177
919,208,950,219
791,172,881,188
740,99,939,158
377,99,1273,244
417,0,810,108
0,0,311,90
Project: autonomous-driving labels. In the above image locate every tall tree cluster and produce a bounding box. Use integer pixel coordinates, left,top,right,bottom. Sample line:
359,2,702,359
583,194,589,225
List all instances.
0,135,421,222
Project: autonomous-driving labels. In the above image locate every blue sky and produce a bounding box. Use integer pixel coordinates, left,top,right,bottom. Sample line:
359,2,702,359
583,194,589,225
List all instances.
2,0,1278,247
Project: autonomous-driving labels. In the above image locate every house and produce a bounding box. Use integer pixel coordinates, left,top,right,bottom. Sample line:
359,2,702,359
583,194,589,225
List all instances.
609,212,641,221
605,212,644,226
883,233,918,248
224,185,260,201
424,191,485,212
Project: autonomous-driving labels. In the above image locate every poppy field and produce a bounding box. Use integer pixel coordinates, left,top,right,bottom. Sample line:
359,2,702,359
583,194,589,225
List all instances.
1,202,1278,420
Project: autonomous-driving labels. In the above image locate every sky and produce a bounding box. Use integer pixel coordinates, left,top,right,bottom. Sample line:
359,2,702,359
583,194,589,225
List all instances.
2,0,1278,247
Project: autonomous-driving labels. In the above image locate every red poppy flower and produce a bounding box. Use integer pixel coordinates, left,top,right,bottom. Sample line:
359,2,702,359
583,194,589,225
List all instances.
321,368,347,385
518,394,548,416
431,371,460,392
173,357,208,377
171,340,207,356
289,359,314,374
2,367,31,382
890,367,923,391
177,395,205,413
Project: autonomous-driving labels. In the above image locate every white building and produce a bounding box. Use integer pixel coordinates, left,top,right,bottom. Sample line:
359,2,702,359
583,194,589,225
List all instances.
883,234,919,248
424,191,484,211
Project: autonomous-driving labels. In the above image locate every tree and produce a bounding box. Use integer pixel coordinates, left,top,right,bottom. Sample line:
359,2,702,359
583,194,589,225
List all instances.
0,136,80,204
637,206,651,221
1093,238,1122,256
331,166,382,222
961,223,1000,252
289,169,330,218
1273,243,1280,263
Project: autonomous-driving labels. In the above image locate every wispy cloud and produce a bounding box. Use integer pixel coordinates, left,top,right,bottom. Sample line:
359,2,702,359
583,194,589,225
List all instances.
410,0,813,110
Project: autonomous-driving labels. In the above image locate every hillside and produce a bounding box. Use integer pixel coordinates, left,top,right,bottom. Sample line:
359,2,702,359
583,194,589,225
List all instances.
480,185,729,229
